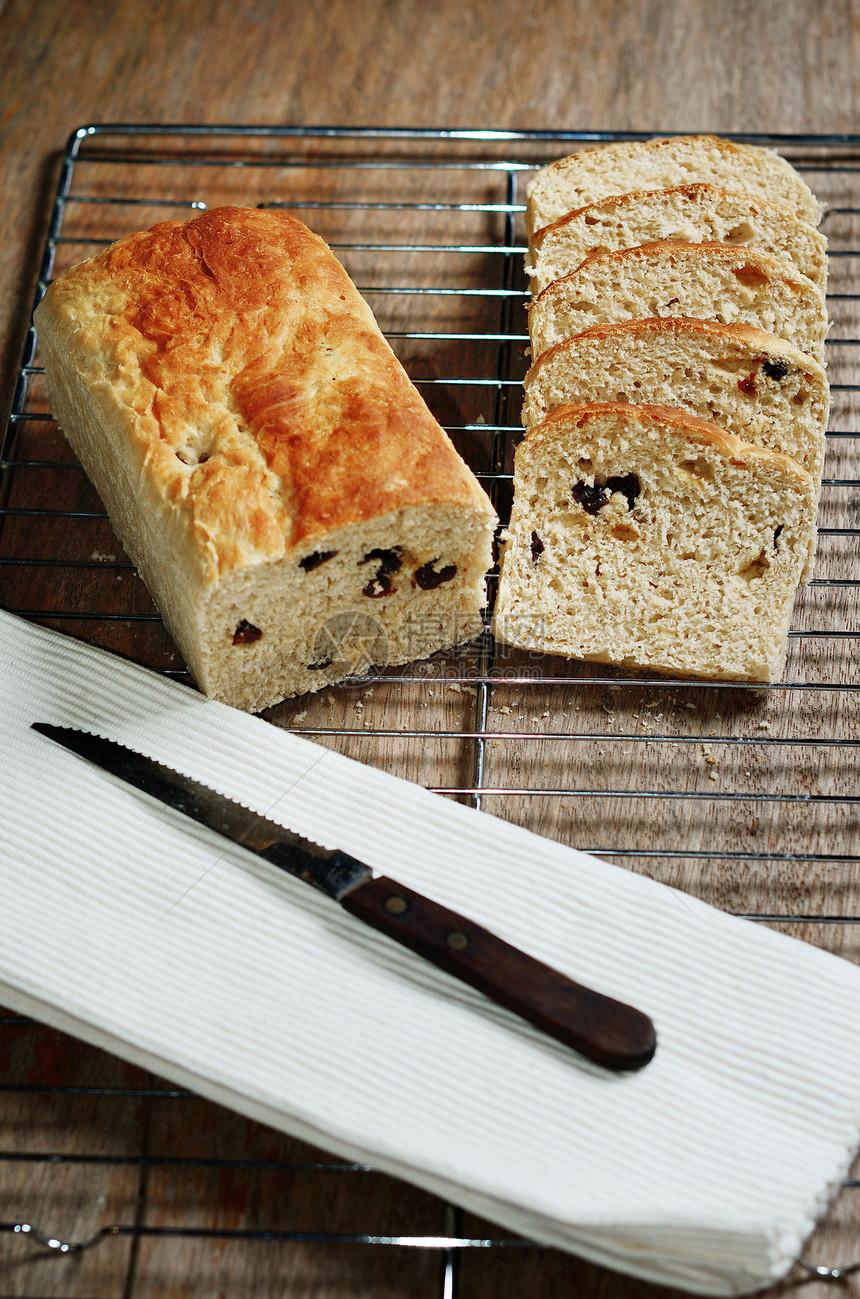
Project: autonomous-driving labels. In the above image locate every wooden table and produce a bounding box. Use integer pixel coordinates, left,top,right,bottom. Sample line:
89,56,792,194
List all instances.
1,2,859,1297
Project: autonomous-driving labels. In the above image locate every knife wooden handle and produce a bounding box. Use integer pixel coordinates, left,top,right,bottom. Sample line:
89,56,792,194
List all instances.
341,875,656,1070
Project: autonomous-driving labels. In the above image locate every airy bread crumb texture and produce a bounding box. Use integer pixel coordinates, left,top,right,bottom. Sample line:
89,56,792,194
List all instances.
493,404,815,683
525,183,828,291
201,506,492,711
525,136,825,236
527,242,828,363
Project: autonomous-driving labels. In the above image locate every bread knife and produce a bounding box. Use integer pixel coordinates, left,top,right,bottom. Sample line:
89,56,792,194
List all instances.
32,722,657,1071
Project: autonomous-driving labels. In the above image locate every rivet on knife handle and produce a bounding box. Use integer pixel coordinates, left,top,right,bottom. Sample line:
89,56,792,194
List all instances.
340,875,657,1071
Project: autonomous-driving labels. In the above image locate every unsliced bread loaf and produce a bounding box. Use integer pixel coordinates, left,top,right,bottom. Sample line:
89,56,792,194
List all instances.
527,241,829,363
521,319,829,495
493,403,815,683
34,206,497,711
525,135,824,236
525,184,828,292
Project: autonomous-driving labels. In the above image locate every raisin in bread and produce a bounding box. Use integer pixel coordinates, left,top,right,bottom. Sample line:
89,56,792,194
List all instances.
34,207,497,711
521,319,829,495
527,241,828,363
525,184,828,292
525,136,824,236
493,403,815,683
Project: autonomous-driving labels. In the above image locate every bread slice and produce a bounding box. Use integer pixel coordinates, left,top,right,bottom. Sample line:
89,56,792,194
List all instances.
493,403,815,683
525,184,828,292
521,319,829,492
34,207,497,711
527,241,829,363
525,136,824,236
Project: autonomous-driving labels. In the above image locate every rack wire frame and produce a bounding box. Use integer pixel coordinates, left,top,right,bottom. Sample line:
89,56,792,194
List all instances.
1,124,859,1296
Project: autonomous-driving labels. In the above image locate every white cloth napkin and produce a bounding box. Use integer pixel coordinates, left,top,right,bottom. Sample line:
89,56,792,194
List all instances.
1,607,859,1295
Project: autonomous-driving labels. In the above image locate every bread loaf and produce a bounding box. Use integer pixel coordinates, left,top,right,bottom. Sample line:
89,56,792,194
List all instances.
525,136,824,236
521,318,829,492
34,207,497,711
527,241,829,362
493,403,815,683
525,184,828,292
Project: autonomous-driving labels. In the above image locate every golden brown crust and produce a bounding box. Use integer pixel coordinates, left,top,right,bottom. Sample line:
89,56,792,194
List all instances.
36,207,492,581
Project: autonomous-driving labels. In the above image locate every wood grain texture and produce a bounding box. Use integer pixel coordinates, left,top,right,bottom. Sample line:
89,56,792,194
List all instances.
1,2,860,1298
2,0,860,423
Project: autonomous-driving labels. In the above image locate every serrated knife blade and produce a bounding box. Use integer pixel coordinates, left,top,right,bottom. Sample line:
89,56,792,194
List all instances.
32,722,656,1071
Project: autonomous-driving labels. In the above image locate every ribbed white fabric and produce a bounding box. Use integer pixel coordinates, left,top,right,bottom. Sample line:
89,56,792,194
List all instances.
1,608,859,1294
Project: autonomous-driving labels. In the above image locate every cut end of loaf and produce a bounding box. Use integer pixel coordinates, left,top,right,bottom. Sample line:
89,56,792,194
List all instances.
193,504,496,710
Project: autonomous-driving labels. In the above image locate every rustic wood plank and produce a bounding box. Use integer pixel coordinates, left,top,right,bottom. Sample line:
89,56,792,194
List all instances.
3,0,860,425
0,1012,148,1298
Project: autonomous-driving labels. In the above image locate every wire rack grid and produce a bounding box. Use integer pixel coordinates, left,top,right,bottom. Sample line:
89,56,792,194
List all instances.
0,124,859,1298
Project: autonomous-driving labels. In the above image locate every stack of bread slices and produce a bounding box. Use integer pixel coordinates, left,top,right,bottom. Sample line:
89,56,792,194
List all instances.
493,135,830,683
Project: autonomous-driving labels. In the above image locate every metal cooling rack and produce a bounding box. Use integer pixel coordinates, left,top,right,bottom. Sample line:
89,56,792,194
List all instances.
1,125,859,1297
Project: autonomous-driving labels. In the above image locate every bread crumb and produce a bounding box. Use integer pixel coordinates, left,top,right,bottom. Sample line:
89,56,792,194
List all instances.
708,768,719,781
701,746,718,766
89,551,116,562
293,711,307,723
